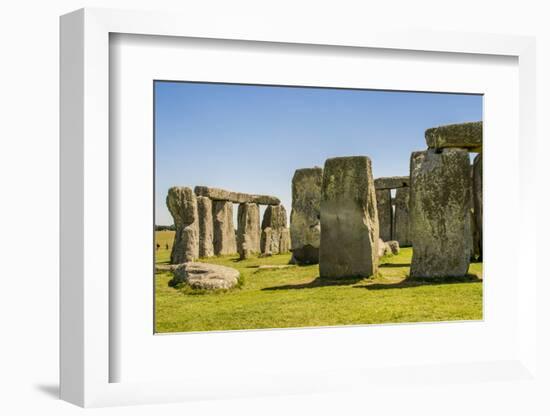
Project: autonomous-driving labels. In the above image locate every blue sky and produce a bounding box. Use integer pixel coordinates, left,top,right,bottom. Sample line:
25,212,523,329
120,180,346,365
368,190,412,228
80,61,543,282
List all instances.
155,81,482,225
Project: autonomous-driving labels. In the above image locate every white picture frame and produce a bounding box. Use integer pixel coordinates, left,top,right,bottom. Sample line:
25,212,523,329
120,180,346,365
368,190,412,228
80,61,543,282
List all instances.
60,7,538,408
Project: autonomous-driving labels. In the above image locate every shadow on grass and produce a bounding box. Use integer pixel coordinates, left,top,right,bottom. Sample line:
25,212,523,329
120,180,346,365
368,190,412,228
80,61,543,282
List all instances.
262,276,364,291
355,274,482,291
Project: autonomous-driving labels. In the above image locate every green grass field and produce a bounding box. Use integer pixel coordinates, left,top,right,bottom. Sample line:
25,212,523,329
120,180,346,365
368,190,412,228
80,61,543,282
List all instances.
155,231,482,333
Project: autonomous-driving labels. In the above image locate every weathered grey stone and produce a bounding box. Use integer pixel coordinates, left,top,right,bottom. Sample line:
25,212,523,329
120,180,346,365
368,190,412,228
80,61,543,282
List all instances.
279,228,291,254
376,189,392,241
196,196,214,258
166,187,199,264
237,203,261,260
212,200,237,255
194,186,280,205
290,167,323,264
393,187,411,246
473,154,483,260
409,148,473,278
425,121,482,152
374,176,410,190
385,240,400,255
172,262,239,290
260,227,275,255
377,238,387,258
260,204,288,255
319,156,379,278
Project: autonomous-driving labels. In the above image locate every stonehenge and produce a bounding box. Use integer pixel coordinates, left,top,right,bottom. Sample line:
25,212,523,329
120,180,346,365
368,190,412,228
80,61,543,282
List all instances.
261,204,290,255
373,175,410,246
212,200,237,255
197,196,214,258
164,120,482,282
166,187,199,264
393,187,411,246
472,154,483,260
425,121,482,152
166,185,289,263
171,262,240,290
407,120,482,278
237,202,261,259
289,167,323,264
194,186,280,205
319,156,379,279
374,176,409,190
409,149,473,278
375,189,393,241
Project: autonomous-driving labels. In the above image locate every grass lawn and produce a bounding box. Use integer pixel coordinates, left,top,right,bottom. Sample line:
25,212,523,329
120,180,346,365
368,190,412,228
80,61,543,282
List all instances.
155,231,482,333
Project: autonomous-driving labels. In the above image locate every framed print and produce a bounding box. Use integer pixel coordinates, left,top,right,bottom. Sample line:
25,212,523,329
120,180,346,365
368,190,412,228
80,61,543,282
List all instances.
60,8,538,408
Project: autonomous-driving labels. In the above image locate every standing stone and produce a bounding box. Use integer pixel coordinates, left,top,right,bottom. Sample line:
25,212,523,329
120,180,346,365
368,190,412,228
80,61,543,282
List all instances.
290,167,323,264
260,204,288,255
319,156,379,278
393,187,411,246
212,200,237,255
376,189,392,241
166,187,199,264
472,154,483,260
409,148,472,278
279,228,291,254
197,196,214,258
237,203,261,259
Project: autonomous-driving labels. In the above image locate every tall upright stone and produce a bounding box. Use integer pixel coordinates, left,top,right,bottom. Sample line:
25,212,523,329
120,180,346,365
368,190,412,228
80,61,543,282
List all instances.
237,203,261,259
393,187,411,246
260,204,289,255
212,200,237,255
409,148,472,278
376,189,392,241
166,186,199,264
196,196,214,258
472,153,483,260
319,156,379,278
290,167,323,264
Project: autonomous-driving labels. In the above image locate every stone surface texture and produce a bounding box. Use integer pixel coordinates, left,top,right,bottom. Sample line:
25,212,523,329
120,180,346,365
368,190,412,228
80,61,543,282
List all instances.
377,238,387,258
290,167,323,264
425,121,482,151
393,187,411,246
172,262,239,290
376,189,393,241
473,154,483,260
319,156,379,278
166,187,199,264
212,200,237,255
409,149,473,278
279,228,291,254
196,196,214,258
236,203,261,260
374,176,410,190
194,186,280,205
260,204,289,255
385,240,400,255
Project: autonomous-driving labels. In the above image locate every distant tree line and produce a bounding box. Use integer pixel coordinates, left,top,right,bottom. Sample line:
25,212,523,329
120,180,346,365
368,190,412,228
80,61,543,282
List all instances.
155,224,175,231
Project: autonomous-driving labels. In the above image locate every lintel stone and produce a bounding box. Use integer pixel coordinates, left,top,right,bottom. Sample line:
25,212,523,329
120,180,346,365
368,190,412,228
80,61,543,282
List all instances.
374,176,409,190
194,186,280,205
425,121,482,152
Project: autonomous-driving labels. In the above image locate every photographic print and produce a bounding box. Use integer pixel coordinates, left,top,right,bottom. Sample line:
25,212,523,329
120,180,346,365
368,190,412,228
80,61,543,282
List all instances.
154,81,483,333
